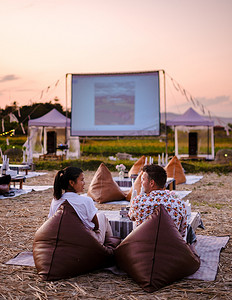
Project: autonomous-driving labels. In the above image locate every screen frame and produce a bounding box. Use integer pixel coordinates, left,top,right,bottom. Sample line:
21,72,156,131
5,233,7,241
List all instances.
70,71,161,136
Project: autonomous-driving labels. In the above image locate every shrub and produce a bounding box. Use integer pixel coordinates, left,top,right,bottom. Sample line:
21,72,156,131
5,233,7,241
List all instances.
4,148,23,162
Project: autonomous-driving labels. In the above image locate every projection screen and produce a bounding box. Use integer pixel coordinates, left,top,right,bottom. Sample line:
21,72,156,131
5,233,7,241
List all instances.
70,71,160,136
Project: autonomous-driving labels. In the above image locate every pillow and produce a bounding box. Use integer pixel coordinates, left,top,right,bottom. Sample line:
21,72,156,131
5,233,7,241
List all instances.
33,201,117,281
0,184,10,195
165,155,186,184
125,171,143,201
87,163,126,203
0,174,11,185
128,155,146,178
115,204,200,292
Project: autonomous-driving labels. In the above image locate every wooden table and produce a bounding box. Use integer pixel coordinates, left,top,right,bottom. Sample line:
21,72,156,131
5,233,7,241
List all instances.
100,210,202,239
0,164,31,175
10,175,26,189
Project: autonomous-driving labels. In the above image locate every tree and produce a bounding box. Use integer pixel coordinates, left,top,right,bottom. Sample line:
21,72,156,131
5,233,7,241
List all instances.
0,100,67,135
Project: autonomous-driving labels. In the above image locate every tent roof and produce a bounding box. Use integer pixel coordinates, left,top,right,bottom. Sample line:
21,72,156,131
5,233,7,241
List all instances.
28,108,70,127
166,107,214,126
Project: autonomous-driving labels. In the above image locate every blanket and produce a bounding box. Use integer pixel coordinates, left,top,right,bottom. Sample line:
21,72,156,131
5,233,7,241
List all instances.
0,185,53,199
5,235,229,282
185,175,203,185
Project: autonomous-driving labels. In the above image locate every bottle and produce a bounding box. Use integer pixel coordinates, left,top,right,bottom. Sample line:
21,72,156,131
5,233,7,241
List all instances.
1,157,6,175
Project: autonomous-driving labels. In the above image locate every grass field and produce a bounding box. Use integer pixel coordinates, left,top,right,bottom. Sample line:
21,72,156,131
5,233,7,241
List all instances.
0,131,231,170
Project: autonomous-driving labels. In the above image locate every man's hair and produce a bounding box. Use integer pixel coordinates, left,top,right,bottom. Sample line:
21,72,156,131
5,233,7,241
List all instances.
142,164,167,189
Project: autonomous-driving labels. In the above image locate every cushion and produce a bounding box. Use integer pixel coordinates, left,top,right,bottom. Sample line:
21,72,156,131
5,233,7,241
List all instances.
0,174,11,185
87,163,126,203
126,171,143,201
115,204,200,292
165,156,186,184
128,155,146,178
0,184,10,195
33,201,118,281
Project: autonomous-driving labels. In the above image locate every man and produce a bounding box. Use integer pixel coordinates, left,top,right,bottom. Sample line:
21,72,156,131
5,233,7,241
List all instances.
128,164,187,239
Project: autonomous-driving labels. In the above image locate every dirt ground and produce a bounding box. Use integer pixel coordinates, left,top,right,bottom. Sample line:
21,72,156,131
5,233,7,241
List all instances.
0,170,231,299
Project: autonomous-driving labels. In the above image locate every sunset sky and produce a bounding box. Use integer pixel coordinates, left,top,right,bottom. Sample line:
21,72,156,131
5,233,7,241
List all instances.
1,0,232,118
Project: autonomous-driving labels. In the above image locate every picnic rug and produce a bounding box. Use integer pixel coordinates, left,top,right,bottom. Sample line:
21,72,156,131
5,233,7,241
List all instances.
5,235,229,282
0,185,53,199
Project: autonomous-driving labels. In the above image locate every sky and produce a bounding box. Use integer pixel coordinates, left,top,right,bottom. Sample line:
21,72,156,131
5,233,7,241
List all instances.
0,0,232,119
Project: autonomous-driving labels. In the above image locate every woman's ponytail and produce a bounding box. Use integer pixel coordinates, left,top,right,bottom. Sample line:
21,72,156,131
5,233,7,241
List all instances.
53,170,65,200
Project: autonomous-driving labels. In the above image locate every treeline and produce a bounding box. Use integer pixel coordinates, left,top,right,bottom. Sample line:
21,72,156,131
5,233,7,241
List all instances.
0,100,69,135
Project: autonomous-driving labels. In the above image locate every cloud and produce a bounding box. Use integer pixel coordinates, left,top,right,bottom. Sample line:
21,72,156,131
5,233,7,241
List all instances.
0,74,20,83
197,96,230,107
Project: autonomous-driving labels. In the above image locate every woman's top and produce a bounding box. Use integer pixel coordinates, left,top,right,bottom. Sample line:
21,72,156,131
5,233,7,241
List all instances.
48,192,98,230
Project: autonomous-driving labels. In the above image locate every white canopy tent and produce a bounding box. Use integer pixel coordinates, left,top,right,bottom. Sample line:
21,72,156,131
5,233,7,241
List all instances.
166,107,215,160
27,109,80,160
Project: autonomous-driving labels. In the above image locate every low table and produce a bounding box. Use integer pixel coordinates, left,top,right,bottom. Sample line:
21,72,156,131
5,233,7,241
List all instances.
10,175,26,189
114,177,176,190
100,210,202,239
0,164,31,175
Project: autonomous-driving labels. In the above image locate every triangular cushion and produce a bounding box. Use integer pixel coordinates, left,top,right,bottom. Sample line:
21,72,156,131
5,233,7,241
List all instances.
165,156,186,184
128,156,146,178
115,205,200,292
0,184,10,194
33,201,115,281
87,163,126,203
126,171,143,201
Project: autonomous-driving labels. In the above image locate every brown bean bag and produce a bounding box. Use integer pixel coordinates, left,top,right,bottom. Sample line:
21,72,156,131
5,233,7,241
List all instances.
165,155,186,184
0,184,10,195
0,174,11,185
126,171,143,201
128,155,146,178
115,204,200,292
33,201,120,281
87,163,126,203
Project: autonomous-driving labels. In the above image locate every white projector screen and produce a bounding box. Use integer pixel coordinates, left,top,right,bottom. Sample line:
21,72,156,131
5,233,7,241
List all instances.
70,71,160,136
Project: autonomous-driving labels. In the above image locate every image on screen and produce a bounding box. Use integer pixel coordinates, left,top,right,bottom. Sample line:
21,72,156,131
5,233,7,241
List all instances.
95,81,135,125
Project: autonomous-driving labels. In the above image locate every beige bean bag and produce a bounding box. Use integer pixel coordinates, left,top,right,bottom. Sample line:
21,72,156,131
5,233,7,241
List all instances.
128,155,146,178
87,163,126,203
165,156,186,184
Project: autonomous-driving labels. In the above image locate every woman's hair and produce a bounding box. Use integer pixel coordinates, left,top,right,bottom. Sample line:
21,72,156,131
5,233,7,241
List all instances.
53,166,83,200
142,164,167,189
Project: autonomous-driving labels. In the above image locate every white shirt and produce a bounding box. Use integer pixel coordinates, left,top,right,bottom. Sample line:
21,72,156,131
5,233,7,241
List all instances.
48,192,98,230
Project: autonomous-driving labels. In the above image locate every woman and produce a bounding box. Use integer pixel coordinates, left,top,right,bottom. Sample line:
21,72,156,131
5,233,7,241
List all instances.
48,166,113,245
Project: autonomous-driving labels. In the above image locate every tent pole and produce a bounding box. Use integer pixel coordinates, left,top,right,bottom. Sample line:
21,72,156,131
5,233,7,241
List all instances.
162,70,168,156
207,126,209,160
175,126,178,157
65,74,68,145
211,126,215,160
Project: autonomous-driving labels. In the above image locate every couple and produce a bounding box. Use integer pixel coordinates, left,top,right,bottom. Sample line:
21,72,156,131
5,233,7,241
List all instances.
48,164,188,244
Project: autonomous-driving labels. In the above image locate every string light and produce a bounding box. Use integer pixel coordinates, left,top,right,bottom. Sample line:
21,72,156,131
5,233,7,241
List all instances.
166,73,230,135
0,75,64,136
0,129,15,137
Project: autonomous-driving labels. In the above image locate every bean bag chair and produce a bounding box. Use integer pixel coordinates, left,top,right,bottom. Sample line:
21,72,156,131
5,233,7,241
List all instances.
0,184,10,195
126,171,143,201
165,156,186,184
128,156,146,178
115,204,200,292
87,163,126,203
33,201,120,281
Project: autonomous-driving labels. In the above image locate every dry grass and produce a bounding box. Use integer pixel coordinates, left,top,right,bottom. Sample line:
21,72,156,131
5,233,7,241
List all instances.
0,170,231,299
